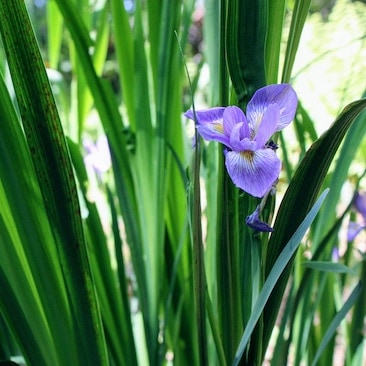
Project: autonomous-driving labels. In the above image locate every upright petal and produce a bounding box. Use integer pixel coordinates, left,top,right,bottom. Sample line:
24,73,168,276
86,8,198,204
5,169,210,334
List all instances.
223,106,249,137
254,104,279,148
229,122,246,151
246,84,298,132
225,149,281,197
185,107,229,145
229,122,255,151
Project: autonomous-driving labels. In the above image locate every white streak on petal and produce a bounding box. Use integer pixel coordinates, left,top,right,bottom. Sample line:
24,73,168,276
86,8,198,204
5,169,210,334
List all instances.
246,84,298,132
225,149,281,197
254,104,279,147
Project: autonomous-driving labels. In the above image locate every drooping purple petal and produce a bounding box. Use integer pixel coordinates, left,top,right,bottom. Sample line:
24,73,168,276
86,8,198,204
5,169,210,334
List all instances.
254,104,279,148
246,206,273,232
195,124,231,146
184,107,225,125
225,148,281,197
246,84,298,132
185,107,230,145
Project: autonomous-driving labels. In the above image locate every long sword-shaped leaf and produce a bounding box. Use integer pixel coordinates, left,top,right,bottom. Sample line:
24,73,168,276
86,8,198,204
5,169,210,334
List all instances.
281,0,312,82
0,1,108,364
266,0,286,83
313,102,366,245
263,98,366,354
68,139,138,366
226,0,268,107
310,282,362,366
0,71,79,364
223,1,268,362
233,189,329,366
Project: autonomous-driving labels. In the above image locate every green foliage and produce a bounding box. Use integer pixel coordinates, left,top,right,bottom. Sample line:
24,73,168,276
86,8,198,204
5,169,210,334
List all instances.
0,0,365,365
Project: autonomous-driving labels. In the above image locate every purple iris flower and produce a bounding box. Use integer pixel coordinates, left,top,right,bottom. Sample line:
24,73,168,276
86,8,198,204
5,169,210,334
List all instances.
184,84,298,198
347,191,366,241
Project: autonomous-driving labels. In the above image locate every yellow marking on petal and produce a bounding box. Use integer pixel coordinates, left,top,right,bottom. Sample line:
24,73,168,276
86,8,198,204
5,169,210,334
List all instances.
240,150,254,162
214,123,224,133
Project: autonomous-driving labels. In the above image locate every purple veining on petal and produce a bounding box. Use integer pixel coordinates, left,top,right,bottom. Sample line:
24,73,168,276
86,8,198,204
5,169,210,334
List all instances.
247,83,298,132
225,149,281,198
184,84,298,198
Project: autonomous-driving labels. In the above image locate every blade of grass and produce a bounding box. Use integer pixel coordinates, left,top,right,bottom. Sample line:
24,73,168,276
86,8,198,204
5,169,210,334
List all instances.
281,0,312,82
226,0,267,107
182,34,208,364
72,0,110,141
47,0,63,69
266,0,286,83
301,261,357,275
203,0,220,104
313,102,366,246
349,258,366,359
110,0,135,128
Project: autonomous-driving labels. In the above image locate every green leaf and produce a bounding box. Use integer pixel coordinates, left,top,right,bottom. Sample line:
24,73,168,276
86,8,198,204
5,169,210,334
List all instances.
313,103,366,245
310,282,362,366
47,0,63,68
226,0,268,107
281,0,312,82
263,98,366,355
232,189,329,366
301,261,357,275
266,0,286,83
203,0,221,104
110,0,135,128
0,1,108,364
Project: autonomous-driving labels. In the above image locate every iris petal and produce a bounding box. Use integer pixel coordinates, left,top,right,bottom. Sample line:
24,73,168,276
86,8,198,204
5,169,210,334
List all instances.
254,104,279,148
185,107,229,145
225,149,281,197
247,84,298,132
184,107,225,124
229,123,255,151
223,106,249,137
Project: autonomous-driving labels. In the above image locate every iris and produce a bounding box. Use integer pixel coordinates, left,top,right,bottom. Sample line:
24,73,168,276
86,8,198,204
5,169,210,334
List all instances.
185,84,298,198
